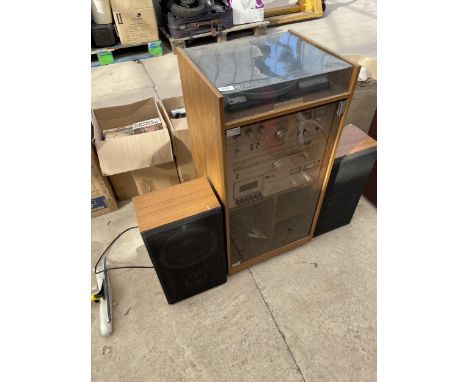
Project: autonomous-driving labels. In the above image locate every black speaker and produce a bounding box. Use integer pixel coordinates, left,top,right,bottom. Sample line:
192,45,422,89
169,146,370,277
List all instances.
314,126,377,236
91,23,117,48
133,178,227,304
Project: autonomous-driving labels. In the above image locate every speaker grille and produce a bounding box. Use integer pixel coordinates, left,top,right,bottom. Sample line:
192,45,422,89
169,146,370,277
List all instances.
159,227,217,269
141,209,227,304
318,190,357,225
314,148,376,236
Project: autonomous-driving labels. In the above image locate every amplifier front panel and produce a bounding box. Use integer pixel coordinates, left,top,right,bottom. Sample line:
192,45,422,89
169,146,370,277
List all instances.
226,101,340,268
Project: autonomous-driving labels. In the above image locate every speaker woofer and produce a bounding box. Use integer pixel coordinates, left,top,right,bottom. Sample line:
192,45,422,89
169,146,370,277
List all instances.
134,178,228,304
159,227,217,269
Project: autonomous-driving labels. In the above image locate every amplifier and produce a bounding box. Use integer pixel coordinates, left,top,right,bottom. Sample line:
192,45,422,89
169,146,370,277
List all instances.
133,178,227,304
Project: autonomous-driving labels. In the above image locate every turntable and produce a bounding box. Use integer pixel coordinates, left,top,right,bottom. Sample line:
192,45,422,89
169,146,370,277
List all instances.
184,31,353,122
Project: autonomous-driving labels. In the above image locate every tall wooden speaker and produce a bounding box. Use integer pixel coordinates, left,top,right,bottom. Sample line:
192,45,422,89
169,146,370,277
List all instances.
177,30,360,274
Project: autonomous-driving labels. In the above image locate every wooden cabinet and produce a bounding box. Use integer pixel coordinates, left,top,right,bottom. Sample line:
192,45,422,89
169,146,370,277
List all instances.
177,30,360,273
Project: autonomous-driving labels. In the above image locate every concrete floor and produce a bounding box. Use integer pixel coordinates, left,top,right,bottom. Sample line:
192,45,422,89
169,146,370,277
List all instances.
91,1,376,380
92,198,376,381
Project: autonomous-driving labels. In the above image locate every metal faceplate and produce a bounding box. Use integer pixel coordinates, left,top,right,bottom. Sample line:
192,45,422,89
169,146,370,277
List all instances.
226,102,338,208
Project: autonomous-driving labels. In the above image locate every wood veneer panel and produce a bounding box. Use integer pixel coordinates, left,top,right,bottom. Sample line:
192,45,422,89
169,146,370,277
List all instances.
176,48,227,203
229,236,310,274
224,93,350,129
335,124,377,159
133,178,220,232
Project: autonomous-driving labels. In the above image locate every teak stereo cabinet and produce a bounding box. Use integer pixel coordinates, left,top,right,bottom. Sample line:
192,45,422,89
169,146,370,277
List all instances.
177,30,360,274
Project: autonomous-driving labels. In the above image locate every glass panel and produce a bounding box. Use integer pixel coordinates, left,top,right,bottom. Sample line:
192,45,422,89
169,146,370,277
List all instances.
184,32,352,123
226,101,340,267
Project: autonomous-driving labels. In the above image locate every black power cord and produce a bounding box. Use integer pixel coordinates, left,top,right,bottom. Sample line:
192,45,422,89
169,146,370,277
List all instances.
95,265,155,274
93,226,154,275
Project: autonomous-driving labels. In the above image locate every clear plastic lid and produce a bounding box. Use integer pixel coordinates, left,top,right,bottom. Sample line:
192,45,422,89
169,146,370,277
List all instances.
184,31,352,123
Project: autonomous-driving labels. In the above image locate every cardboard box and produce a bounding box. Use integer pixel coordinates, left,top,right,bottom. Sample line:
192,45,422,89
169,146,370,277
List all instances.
158,97,197,183
92,146,118,218
343,55,377,135
92,98,173,176
109,162,180,201
110,0,159,45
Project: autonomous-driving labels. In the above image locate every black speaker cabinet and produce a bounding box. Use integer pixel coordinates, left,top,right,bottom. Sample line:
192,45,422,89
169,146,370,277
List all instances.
133,178,227,304
91,23,117,48
314,124,377,236
363,109,377,206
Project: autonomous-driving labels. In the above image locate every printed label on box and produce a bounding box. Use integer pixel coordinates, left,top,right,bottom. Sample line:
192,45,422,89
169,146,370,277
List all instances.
92,196,107,211
113,9,158,45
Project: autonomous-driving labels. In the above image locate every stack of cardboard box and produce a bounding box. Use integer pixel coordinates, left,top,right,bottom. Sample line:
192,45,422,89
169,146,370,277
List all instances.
91,146,118,218
92,98,180,206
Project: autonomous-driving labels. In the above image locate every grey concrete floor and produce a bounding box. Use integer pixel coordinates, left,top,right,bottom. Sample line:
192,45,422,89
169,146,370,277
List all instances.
92,198,376,381
91,1,376,380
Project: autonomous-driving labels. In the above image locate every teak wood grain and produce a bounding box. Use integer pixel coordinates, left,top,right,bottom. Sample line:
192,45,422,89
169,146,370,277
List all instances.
176,48,227,203
335,124,377,159
223,92,350,130
133,178,220,233
230,236,310,273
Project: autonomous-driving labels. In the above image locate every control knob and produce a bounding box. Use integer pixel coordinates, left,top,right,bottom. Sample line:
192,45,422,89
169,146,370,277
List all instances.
272,159,283,169
276,128,287,139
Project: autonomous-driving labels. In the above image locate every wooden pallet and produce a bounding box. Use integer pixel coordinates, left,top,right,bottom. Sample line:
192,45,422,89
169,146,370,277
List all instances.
91,41,164,67
161,20,269,52
91,41,148,55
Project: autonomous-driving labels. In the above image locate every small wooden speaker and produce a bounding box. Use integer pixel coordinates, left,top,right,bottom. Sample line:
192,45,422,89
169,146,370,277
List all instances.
133,178,227,304
314,124,377,236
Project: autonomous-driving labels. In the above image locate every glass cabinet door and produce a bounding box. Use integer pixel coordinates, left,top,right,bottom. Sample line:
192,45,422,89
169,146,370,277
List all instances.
226,101,342,267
